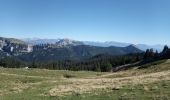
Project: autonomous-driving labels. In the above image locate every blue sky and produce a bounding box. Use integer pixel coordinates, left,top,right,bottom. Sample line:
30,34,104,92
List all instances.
0,0,170,45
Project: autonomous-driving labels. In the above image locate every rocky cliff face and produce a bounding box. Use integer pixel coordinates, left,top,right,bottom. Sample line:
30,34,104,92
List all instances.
0,37,33,54
55,39,84,47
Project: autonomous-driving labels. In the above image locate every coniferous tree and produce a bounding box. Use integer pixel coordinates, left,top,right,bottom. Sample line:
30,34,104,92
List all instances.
155,50,159,58
144,49,150,59
31,60,37,68
149,48,154,58
162,45,169,54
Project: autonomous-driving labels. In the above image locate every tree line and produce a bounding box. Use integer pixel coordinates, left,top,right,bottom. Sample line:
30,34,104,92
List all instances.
0,53,142,72
142,45,170,63
29,53,142,72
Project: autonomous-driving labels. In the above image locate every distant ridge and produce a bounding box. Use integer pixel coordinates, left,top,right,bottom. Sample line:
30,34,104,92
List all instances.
55,38,84,47
22,38,164,51
0,36,143,62
0,37,26,44
17,44,143,62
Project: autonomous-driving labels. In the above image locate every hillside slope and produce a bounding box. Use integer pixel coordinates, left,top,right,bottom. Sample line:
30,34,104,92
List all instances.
17,45,143,62
0,59,170,100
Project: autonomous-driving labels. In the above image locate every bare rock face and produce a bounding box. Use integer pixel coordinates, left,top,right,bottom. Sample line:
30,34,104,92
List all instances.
56,39,84,47
0,40,6,49
27,45,33,52
0,37,33,53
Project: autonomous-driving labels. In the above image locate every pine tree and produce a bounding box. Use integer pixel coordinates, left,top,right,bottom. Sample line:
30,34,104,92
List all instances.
149,48,154,57
144,49,150,59
162,45,169,54
106,62,112,72
31,60,37,68
155,50,159,57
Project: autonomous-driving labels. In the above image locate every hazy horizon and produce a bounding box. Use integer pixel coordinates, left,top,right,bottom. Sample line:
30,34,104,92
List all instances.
0,35,167,46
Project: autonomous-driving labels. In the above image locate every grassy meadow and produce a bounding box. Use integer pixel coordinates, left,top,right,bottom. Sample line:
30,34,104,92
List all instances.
0,59,170,100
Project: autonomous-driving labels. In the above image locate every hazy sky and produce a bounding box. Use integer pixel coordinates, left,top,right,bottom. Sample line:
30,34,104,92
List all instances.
0,0,170,45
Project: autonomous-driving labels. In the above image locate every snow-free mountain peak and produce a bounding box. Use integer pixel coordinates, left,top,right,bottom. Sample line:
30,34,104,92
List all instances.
56,38,84,47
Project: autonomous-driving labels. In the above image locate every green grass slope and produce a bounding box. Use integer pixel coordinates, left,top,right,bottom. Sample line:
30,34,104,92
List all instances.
0,59,170,100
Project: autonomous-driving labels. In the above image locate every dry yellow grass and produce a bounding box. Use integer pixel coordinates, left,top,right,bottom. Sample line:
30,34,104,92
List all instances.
1,59,170,98
48,70,170,96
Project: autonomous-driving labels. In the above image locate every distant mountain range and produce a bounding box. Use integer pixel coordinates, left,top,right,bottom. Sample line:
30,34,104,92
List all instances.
23,38,60,45
0,37,143,62
0,36,166,62
17,44,143,62
84,42,164,52
23,38,165,52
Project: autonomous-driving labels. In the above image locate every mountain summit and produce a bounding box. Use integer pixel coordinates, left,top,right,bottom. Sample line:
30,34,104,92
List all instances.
56,39,84,47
